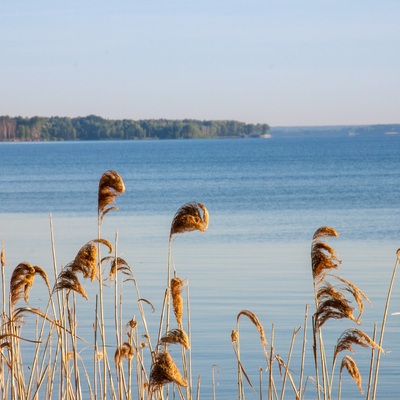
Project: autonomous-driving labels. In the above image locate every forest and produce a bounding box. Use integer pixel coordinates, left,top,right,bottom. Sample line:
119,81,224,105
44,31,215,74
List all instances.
0,115,270,141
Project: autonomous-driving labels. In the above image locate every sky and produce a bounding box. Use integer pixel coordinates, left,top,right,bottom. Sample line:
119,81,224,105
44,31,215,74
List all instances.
1,1,399,126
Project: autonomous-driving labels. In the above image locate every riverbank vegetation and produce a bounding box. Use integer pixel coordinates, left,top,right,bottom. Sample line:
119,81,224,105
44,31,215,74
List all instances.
0,116,269,141
0,170,398,399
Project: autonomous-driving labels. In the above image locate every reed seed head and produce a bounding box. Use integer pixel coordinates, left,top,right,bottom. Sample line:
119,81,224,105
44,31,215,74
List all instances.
340,355,363,394
237,310,267,347
1,245,6,268
114,342,134,366
311,226,341,280
313,226,339,241
54,269,88,300
65,238,112,283
170,202,209,238
159,329,190,349
149,350,188,392
68,242,97,281
171,277,184,325
231,329,239,343
334,328,382,361
10,262,50,305
98,170,125,223
315,298,357,330
333,275,371,323
317,283,346,303
126,318,138,330
104,257,132,281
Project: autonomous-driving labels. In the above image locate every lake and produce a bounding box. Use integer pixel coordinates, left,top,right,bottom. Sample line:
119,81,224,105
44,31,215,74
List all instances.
0,133,399,398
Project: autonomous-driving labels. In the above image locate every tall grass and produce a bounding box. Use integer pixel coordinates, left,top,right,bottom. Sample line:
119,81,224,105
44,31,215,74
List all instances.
0,170,398,399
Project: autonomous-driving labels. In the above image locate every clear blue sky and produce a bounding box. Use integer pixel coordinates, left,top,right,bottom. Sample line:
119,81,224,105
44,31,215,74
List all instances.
1,1,399,126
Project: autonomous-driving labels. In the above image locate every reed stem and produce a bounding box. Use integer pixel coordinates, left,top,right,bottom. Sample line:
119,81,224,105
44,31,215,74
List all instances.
371,252,400,400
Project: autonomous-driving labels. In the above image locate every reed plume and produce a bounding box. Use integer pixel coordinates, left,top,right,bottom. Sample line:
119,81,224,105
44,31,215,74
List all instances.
125,318,138,330
340,356,363,394
316,282,347,303
103,256,132,281
114,342,134,366
53,239,113,300
159,329,190,350
98,170,125,223
149,350,188,392
169,202,209,238
311,227,341,280
171,277,184,326
66,239,112,281
334,329,381,361
332,275,371,322
54,269,88,300
237,309,267,347
1,245,5,268
231,329,239,344
315,298,357,330
10,262,50,305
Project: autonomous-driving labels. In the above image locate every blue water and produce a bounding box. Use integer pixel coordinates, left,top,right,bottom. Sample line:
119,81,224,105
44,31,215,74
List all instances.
0,134,400,398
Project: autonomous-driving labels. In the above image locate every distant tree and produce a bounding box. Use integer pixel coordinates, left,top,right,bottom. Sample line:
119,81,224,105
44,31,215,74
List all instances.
0,115,271,141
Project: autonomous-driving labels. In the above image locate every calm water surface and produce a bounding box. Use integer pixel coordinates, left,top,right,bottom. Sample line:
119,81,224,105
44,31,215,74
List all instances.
0,135,400,398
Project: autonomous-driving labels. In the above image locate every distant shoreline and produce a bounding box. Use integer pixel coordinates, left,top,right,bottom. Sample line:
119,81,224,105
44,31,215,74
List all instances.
0,115,399,142
0,115,269,142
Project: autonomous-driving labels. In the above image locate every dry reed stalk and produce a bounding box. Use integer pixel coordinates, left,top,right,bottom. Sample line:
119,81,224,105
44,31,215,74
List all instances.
371,249,400,400
212,365,219,400
149,350,188,392
97,170,125,400
269,324,275,400
124,267,154,355
231,325,257,396
231,329,245,398
311,226,340,400
165,202,209,350
48,213,67,400
278,327,301,400
124,319,138,399
365,323,377,400
1,244,5,316
159,329,190,350
10,262,50,306
171,277,184,326
298,305,308,400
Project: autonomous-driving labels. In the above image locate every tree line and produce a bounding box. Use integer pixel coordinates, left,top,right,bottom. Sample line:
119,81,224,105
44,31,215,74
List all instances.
0,115,270,141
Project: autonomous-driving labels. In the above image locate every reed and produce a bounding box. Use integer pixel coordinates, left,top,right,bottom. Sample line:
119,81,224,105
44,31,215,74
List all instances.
0,172,399,400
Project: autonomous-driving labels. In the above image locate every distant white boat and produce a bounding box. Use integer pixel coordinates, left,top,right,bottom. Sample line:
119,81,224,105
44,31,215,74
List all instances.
260,133,272,139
